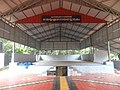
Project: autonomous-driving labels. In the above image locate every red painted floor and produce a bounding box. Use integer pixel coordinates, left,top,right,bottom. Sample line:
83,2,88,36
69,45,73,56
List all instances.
5,82,53,90
0,73,120,90
72,73,120,83
74,81,120,90
0,74,54,87
72,73,120,90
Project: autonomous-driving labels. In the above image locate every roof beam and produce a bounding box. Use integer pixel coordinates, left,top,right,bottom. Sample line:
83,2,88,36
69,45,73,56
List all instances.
61,35,80,42
40,35,59,42
112,40,120,44
70,24,93,30
61,26,88,36
32,26,87,37
2,0,120,17
32,26,60,36
36,30,82,40
95,45,119,53
100,0,111,3
1,0,57,17
28,23,92,31
64,0,120,16
61,31,82,38
28,24,92,35
27,24,56,31
37,30,81,42
95,43,120,53
37,31,60,39
64,0,94,8
40,34,80,42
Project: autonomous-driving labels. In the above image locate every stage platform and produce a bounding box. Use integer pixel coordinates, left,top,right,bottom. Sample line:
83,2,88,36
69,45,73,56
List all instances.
33,60,103,66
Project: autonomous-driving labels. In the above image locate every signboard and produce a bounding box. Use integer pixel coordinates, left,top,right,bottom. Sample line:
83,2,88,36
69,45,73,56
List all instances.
42,15,81,23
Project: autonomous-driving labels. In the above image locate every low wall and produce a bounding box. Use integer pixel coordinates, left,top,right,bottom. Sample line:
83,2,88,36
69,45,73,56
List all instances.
81,50,108,63
94,50,108,63
114,61,120,70
0,53,5,68
71,62,114,74
0,53,11,68
40,55,80,61
4,54,10,66
81,54,94,62
9,63,52,75
74,66,114,74
14,53,36,62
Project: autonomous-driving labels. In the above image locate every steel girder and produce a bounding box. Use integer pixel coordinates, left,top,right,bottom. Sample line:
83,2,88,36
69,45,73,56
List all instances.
31,25,87,36
27,23,92,31
39,34,80,42
64,0,120,16
36,30,81,41
27,24,57,31
1,0,57,17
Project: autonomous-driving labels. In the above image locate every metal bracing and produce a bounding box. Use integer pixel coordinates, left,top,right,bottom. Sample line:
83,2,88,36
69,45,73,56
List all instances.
27,24,57,31
112,40,120,44
40,35,59,42
36,30,81,41
92,39,120,54
64,0,94,8
70,24,93,30
28,23,92,33
0,19,40,49
36,30,83,40
39,33,80,42
59,0,63,8
61,35,80,42
37,31,60,39
64,0,120,16
61,26,88,36
31,26,87,38
110,45,120,50
95,45,119,54
1,0,57,17
40,34,80,42
32,27,60,36
100,0,111,3
61,31,83,38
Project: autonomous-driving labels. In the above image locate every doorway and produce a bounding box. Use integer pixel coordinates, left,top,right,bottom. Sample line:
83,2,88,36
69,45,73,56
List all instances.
56,66,67,76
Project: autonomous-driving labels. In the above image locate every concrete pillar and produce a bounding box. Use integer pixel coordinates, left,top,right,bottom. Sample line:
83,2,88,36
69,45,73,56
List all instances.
80,49,82,60
90,46,95,62
107,41,111,60
11,42,15,63
0,42,3,53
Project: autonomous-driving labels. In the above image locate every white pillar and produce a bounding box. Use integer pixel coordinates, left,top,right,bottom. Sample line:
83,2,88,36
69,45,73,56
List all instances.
107,41,111,60
11,42,15,63
90,46,95,62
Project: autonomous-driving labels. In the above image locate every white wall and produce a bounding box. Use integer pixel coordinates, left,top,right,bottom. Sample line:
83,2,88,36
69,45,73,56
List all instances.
0,53,4,68
71,62,114,74
9,63,52,75
68,67,81,76
40,55,80,61
14,53,36,62
114,61,120,70
94,50,108,63
81,54,94,62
